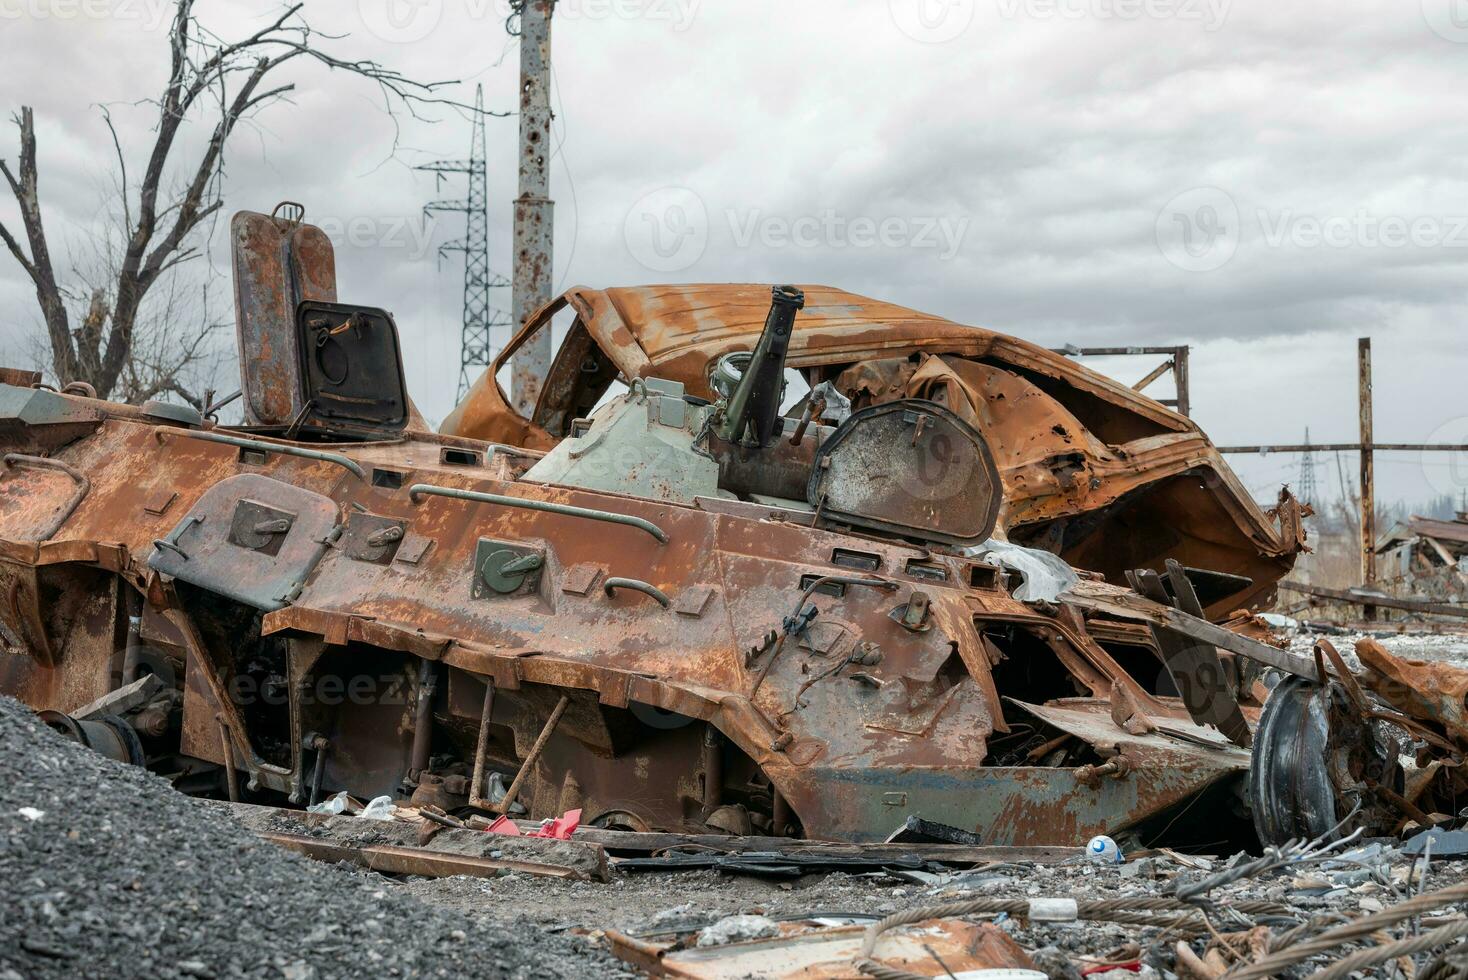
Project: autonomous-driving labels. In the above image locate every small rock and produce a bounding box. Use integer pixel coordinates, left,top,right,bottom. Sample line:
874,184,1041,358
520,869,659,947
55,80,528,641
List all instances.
696,914,780,948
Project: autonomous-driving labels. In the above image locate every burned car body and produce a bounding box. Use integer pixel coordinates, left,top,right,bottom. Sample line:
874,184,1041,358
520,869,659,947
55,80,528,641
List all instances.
0,209,1345,851
443,283,1305,618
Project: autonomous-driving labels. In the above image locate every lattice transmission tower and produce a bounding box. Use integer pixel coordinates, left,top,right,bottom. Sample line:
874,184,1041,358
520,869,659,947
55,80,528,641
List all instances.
418,85,512,400
1297,427,1319,508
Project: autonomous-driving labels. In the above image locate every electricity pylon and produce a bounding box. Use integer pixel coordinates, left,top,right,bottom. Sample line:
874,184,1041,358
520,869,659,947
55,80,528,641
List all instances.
418,84,511,400
1297,427,1319,508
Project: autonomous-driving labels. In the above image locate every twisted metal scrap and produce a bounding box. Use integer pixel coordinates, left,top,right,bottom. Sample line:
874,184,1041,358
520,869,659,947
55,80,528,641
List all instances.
853,896,1288,979
1171,826,1365,907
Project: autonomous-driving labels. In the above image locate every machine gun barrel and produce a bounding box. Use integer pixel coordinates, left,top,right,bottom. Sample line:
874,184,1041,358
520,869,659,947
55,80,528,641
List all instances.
718,284,805,448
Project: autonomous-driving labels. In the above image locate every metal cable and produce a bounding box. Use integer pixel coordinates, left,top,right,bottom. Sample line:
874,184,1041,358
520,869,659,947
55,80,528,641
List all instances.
857,896,1288,961
1305,920,1468,980
1420,944,1468,980
854,960,929,980
1223,880,1468,980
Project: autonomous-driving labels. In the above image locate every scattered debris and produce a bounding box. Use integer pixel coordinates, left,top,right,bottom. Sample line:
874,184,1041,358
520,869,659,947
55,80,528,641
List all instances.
609,917,1038,978
695,914,780,947
886,815,986,847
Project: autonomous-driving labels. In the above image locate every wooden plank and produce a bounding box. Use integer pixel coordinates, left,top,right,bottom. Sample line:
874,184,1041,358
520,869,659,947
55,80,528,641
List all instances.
223,801,608,880
259,831,581,880
1131,359,1174,393
1280,580,1468,621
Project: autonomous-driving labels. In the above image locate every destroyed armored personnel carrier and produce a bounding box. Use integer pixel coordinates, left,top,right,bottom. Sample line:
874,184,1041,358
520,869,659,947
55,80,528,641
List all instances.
4,207,1434,851
442,284,1308,619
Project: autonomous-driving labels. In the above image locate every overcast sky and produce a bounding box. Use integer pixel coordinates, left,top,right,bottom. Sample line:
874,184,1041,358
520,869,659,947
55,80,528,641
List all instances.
1,0,1466,511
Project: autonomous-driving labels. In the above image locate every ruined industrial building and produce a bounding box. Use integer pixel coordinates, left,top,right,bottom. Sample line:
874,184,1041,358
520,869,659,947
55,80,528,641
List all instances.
4,209,1468,978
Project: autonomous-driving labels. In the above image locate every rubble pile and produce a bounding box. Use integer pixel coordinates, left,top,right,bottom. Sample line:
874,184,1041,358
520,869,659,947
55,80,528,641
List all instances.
0,695,623,980
402,827,1468,978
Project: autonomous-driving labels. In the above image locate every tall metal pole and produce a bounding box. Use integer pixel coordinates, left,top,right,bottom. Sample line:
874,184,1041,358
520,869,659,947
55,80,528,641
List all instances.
1173,345,1191,418
1358,337,1376,619
511,0,555,417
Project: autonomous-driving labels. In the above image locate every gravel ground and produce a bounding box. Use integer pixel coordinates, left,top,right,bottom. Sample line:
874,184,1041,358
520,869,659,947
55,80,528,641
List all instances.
7,626,1468,977
405,841,1468,976
1286,627,1468,663
0,695,625,980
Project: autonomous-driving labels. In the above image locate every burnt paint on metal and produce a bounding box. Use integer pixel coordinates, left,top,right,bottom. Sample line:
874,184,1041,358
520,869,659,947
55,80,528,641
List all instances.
442,284,1299,617
232,212,338,426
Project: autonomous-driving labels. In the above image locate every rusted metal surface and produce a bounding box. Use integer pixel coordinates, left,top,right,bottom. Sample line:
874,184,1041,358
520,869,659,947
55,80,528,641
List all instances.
1359,337,1376,619
445,283,1299,617
0,377,1282,844
1357,638,1468,741
231,209,338,427
0,232,1338,853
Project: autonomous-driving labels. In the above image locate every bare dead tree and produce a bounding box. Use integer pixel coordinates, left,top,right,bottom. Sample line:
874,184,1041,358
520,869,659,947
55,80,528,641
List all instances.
0,1,497,402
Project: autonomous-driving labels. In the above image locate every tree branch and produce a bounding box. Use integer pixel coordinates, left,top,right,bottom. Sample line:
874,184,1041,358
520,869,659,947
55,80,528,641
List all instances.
0,217,36,281
1,108,75,383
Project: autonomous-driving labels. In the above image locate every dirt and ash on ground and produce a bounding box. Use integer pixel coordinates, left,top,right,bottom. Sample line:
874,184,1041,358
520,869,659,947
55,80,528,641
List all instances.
0,695,628,980
6,627,1468,977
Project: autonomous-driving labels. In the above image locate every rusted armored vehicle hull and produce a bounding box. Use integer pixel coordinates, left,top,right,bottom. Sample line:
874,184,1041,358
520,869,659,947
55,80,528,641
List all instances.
444,284,1304,618
0,386,1258,844
0,209,1314,850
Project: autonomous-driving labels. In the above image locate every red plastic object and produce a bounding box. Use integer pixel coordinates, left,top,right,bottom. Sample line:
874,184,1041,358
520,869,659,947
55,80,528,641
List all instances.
1082,962,1141,976
529,808,582,840
484,814,521,836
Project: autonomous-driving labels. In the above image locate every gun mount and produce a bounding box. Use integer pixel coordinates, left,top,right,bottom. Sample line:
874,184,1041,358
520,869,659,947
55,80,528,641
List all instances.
714,284,804,449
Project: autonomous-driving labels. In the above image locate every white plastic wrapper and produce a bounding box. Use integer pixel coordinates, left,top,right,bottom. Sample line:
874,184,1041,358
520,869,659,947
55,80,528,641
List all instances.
966,538,1079,602
306,791,348,815
358,795,396,821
